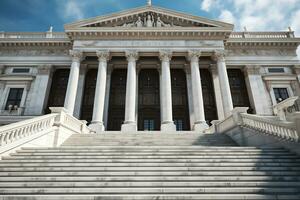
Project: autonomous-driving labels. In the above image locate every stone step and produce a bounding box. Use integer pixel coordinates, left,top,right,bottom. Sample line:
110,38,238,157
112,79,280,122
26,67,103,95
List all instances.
0,171,299,176
11,152,294,156
0,187,299,194
1,162,299,167
1,181,300,188
1,194,300,200
2,158,300,163
1,166,300,172
1,176,299,182
4,155,298,159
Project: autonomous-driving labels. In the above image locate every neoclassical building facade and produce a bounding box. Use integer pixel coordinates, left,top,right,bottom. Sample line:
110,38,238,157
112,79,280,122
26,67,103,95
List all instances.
0,5,300,132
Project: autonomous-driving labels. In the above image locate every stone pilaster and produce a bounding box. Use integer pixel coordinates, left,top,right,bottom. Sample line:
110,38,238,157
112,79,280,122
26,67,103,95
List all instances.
209,64,225,120
89,50,111,133
159,50,176,131
121,50,139,132
188,50,208,131
244,65,273,115
294,65,300,85
64,50,84,115
213,50,233,118
0,65,5,75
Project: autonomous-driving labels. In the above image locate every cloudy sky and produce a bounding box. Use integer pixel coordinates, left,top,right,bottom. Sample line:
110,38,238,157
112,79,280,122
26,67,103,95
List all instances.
0,0,299,56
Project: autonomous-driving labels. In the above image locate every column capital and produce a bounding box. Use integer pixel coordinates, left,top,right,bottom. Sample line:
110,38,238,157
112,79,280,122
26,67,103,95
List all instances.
69,50,84,62
96,50,111,62
187,50,202,62
125,50,139,62
212,50,226,62
244,65,261,76
159,50,172,62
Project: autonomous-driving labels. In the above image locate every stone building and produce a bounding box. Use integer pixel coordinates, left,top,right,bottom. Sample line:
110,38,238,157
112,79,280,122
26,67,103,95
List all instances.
0,4,299,133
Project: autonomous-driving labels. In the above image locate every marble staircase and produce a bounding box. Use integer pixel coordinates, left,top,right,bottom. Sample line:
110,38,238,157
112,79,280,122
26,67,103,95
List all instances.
0,133,300,199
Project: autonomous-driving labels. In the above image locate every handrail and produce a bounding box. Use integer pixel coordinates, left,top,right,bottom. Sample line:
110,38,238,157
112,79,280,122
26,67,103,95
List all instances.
240,113,299,142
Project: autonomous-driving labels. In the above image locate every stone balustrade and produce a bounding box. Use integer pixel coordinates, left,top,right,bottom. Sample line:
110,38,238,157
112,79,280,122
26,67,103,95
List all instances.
230,31,294,39
0,107,92,148
241,113,299,142
0,32,68,39
0,114,57,146
215,107,300,143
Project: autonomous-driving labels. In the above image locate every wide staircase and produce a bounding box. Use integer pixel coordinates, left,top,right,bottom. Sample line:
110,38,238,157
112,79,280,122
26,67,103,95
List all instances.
0,133,300,199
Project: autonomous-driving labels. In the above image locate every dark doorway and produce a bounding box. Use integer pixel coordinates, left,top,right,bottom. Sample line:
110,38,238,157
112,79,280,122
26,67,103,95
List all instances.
138,69,160,131
228,69,253,113
171,69,190,130
107,69,127,131
46,69,69,113
80,69,97,122
200,69,218,124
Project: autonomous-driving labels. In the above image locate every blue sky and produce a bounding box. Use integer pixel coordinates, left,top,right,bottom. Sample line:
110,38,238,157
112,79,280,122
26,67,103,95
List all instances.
0,0,300,57
0,0,300,34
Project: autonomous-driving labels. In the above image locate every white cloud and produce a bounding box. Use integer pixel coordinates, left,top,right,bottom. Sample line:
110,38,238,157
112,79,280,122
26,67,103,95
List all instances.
219,10,235,24
201,0,215,12
63,1,84,20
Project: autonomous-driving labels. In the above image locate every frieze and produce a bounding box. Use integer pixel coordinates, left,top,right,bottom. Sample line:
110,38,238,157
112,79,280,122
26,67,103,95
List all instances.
226,49,296,56
0,48,70,56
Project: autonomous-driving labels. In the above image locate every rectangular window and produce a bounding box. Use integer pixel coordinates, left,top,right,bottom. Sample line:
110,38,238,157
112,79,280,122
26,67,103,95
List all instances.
144,119,155,131
12,68,30,73
5,88,24,110
268,68,285,73
273,88,289,103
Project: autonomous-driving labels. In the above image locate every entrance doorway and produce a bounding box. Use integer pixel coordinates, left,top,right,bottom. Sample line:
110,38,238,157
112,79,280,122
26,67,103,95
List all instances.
138,69,160,131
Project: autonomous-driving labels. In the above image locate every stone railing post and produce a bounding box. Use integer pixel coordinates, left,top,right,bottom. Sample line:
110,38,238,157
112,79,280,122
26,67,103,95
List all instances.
231,107,249,125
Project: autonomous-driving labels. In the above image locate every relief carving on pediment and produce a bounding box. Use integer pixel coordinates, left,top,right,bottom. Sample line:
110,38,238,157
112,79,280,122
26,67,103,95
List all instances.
118,12,180,28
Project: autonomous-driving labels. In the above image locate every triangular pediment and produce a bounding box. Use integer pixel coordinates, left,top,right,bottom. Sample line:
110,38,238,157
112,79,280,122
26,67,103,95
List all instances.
65,6,233,30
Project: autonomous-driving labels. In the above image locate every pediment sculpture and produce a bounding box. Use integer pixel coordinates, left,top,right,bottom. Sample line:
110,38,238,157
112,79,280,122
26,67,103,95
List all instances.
119,14,178,28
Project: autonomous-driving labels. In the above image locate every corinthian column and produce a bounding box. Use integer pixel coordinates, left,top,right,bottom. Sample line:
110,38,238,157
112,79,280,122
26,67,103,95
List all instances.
89,50,111,133
188,50,208,131
121,50,139,132
64,50,84,115
159,50,176,131
213,50,233,117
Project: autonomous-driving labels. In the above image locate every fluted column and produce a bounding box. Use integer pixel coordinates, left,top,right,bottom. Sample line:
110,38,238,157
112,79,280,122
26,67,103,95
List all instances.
213,50,233,117
159,50,176,131
64,50,84,115
89,50,111,133
188,50,208,131
121,50,139,132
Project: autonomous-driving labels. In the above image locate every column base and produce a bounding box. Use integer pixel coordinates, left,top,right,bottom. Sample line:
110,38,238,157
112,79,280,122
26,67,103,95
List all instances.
161,121,176,132
193,121,209,132
88,122,105,133
121,122,137,132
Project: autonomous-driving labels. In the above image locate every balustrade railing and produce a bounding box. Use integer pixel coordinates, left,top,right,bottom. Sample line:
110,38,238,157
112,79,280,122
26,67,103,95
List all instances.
230,31,294,39
0,108,92,148
0,32,68,39
0,114,58,146
240,113,299,142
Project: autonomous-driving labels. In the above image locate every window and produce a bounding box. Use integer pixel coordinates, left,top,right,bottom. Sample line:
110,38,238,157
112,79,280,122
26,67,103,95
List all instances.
174,119,183,131
144,119,155,131
268,68,285,73
273,88,289,103
12,68,30,73
5,88,24,110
